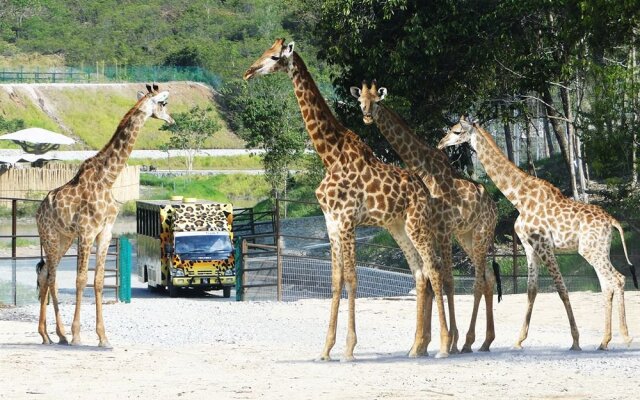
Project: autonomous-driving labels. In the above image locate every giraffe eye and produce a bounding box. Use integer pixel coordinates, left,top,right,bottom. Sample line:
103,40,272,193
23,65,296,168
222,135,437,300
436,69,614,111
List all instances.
270,55,280,61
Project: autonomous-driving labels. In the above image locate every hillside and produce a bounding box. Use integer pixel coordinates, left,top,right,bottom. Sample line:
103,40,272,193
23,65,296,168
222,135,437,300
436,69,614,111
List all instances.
0,82,245,150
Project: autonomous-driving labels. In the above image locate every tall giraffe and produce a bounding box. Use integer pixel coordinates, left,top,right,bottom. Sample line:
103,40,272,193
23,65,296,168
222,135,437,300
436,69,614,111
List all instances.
438,116,637,350
350,81,499,353
244,39,452,360
36,84,174,347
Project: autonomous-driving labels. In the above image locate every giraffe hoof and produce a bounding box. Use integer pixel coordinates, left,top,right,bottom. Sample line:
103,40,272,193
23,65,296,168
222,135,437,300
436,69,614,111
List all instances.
70,338,82,346
408,346,428,358
478,345,491,352
596,344,608,351
316,354,332,362
624,336,633,347
449,347,460,355
434,352,449,359
99,340,112,349
58,336,69,345
570,344,582,351
340,355,355,363
512,344,524,350
461,346,473,354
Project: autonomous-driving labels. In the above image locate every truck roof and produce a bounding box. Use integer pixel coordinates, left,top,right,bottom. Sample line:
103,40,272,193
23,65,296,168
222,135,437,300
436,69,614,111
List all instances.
137,199,232,207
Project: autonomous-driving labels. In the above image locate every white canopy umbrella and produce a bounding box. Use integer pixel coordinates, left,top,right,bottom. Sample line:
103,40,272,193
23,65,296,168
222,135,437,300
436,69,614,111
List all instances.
0,127,75,154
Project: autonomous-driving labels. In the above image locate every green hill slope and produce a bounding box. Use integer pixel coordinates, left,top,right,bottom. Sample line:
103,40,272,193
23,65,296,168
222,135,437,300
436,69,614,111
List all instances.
0,82,244,150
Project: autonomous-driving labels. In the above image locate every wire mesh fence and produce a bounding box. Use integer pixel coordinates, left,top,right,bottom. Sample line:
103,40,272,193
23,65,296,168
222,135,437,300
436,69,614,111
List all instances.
237,197,639,302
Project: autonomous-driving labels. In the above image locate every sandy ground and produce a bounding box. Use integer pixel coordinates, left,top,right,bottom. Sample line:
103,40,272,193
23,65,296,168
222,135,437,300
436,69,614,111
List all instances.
1,289,639,400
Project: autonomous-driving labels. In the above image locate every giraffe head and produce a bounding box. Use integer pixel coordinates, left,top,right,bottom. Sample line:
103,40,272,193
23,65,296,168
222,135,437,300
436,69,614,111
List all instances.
243,38,295,80
437,115,476,150
136,84,175,125
349,80,387,125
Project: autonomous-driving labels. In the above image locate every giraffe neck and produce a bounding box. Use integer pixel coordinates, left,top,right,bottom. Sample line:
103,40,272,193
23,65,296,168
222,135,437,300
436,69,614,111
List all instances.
288,52,344,169
375,104,455,195
89,99,149,188
474,124,530,207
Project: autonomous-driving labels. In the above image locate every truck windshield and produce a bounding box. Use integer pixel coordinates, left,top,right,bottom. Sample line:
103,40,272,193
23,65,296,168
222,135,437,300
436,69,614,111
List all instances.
174,233,233,259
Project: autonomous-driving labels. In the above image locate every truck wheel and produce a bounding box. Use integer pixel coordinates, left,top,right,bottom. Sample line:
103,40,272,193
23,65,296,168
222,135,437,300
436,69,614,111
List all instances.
168,275,178,298
223,287,231,298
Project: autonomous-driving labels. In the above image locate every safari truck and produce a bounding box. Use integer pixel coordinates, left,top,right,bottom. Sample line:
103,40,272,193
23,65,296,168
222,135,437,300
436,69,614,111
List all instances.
136,199,235,297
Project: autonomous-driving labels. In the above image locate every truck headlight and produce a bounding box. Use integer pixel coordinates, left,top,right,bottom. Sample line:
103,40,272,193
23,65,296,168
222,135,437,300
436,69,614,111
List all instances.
225,269,235,276
171,268,185,277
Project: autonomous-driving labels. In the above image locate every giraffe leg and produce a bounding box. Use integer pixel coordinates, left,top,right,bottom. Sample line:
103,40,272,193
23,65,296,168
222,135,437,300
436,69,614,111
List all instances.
474,224,496,352
387,222,429,357
71,237,93,346
94,222,114,348
538,248,581,351
580,245,632,350
423,279,434,353
441,241,459,354
341,228,358,362
408,269,428,357
47,268,69,345
456,230,482,353
37,261,52,345
38,234,73,345
319,214,343,361
429,267,450,359
479,269,496,352
514,239,540,350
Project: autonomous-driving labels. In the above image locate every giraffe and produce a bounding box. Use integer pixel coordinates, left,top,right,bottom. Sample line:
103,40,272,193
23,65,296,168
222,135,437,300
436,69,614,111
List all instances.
244,39,452,360
350,81,499,353
438,116,638,351
35,84,174,347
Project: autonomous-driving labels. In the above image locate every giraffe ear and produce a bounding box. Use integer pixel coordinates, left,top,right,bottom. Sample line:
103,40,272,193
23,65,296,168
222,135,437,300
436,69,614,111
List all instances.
349,86,361,99
282,41,295,58
146,84,152,93
152,83,159,92
378,87,387,100
137,91,146,100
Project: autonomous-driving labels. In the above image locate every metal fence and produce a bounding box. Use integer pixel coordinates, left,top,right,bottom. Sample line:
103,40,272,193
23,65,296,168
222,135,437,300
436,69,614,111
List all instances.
0,197,123,306
0,65,221,88
236,197,639,302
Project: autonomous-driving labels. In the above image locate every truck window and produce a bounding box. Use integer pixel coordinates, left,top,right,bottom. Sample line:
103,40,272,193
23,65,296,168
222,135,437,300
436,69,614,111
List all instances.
174,233,233,259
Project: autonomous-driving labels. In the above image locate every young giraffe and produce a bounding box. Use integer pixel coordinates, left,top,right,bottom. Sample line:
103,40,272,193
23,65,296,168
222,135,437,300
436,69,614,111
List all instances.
438,116,637,351
244,39,452,360
350,81,499,353
36,84,174,347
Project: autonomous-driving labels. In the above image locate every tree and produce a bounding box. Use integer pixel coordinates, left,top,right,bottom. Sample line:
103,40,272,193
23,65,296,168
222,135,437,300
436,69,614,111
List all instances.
160,106,220,172
296,0,639,201
221,77,306,200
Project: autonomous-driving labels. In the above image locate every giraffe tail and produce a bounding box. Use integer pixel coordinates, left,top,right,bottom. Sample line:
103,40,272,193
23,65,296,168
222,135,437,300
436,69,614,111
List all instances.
611,219,637,289
492,260,503,302
36,258,46,301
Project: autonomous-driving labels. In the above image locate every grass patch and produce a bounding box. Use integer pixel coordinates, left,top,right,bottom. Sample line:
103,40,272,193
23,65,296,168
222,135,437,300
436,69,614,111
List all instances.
139,173,270,208
1,83,245,150
128,154,263,170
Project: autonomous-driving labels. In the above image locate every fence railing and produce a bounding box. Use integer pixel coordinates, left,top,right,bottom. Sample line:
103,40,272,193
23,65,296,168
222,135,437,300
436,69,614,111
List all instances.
236,197,639,302
0,197,127,306
0,66,222,88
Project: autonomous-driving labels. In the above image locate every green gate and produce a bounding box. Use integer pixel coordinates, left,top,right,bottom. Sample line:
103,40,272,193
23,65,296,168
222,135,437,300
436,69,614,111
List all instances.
118,236,132,303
